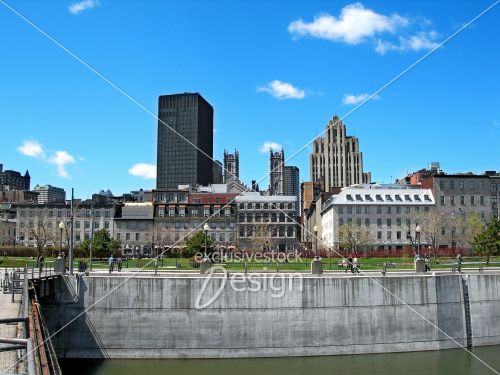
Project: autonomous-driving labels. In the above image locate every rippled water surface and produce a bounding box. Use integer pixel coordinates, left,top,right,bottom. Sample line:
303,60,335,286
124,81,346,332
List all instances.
60,345,500,375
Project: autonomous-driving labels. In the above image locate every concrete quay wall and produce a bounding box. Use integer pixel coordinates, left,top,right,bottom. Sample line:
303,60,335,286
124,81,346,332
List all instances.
38,273,500,359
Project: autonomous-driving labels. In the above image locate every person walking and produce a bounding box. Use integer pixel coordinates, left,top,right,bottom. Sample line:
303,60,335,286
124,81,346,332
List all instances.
456,253,462,273
108,255,114,273
424,255,431,272
346,255,353,273
353,257,360,274
117,256,123,272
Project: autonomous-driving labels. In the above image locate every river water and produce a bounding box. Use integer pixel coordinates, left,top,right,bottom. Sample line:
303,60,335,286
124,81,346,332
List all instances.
60,346,500,375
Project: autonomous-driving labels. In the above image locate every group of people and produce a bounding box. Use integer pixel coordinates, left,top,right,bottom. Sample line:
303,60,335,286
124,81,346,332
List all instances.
342,256,360,274
108,255,123,273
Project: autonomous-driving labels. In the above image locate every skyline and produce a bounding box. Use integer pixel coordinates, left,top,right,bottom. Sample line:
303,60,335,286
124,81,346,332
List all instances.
1,0,499,198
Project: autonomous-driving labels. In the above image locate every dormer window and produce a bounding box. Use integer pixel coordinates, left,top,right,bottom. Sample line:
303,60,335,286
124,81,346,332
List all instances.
355,194,363,201
376,194,383,202
346,194,354,201
404,195,412,202
395,195,402,202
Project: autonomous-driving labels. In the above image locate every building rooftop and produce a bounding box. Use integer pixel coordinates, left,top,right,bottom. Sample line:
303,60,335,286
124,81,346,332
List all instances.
329,186,435,206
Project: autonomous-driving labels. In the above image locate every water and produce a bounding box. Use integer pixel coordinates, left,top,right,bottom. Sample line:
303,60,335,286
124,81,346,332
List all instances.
60,346,500,375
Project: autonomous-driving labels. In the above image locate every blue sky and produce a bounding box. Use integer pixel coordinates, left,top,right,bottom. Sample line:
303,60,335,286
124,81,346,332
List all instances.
1,0,499,199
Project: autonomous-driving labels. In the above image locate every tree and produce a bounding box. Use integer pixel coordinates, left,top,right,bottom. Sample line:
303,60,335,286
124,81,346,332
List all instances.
185,230,214,258
338,222,375,257
92,229,113,258
416,210,446,254
19,208,52,261
472,217,500,265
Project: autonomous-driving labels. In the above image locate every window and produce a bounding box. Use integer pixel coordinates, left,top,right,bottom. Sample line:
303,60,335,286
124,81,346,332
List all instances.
57,211,62,218
414,195,421,202
387,218,392,227
396,218,401,226
346,194,354,201
347,206,352,214
396,207,401,214
135,233,140,241
125,233,130,241
159,208,165,217
450,181,455,189
439,181,445,190
105,211,110,218
75,221,81,229
396,231,401,240
338,207,343,214
239,203,245,210
386,207,391,214
376,207,382,214
364,207,370,214
84,221,90,229
406,207,410,214
356,218,361,226
204,208,210,217
95,211,101,218
451,196,455,205
179,207,185,217
470,196,475,205
377,218,382,227
461,196,465,205
116,233,121,240
94,221,99,229
404,195,412,202
441,227,446,236
459,181,464,190
387,231,392,240
104,221,109,229
469,181,474,189
377,231,382,240
356,207,361,214
376,195,383,202
480,196,485,205
365,194,373,201
85,210,91,217
395,195,402,202
424,195,431,202
355,194,363,201
365,218,370,226
385,195,393,202
339,218,344,226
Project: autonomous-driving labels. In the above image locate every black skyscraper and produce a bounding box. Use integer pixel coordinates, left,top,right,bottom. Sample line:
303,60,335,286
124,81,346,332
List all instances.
156,93,214,189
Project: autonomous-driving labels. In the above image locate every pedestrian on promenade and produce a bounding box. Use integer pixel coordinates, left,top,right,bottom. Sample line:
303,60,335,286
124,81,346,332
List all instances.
353,257,360,274
456,253,462,273
38,255,44,272
347,255,354,273
108,255,114,273
117,256,123,272
424,255,431,272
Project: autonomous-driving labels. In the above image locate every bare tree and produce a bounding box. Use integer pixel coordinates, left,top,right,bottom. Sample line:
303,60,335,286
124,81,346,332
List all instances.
416,210,446,254
338,222,375,257
19,207,54,261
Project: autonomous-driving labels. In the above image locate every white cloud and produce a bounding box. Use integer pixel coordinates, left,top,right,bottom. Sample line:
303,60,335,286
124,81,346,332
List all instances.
375,31,440,54
288,3,408,45
343,93,381,105
49,151,76,178
258,80,305,99
17,140,45,158
129,163,156,179
260,142,283,153
69,0,100,15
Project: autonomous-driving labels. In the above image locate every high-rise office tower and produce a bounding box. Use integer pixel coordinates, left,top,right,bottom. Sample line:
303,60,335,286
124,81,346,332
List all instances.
284,166,300,218
156,93,214,189
310,115,371,192
223,149,239,183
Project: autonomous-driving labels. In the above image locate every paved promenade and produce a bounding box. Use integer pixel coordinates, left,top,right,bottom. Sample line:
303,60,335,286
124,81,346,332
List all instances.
0,268,22,374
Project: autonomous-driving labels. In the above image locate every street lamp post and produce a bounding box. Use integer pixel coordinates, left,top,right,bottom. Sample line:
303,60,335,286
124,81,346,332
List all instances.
203,223,210,258
313,224,318,258
58,221,65,256
415,224,421,259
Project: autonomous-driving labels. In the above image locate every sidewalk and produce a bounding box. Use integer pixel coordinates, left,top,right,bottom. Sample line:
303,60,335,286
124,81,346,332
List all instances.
0,268,22,373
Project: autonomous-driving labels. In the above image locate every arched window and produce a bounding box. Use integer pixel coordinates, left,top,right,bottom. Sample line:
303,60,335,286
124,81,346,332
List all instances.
287,226,294,237
288,203,293,210
279,203,285,210
263,203,269,209
255,203,261,210
247,203,253,210
239,203,245,210
279,213,285,222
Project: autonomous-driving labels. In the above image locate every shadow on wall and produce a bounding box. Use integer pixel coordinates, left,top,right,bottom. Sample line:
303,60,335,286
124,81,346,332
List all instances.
38,276,108,359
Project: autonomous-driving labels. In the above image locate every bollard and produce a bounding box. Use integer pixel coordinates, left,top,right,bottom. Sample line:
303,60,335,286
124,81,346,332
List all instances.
311,257,323,275
382,262,387,276
414,258,425,273
200,258,211,275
